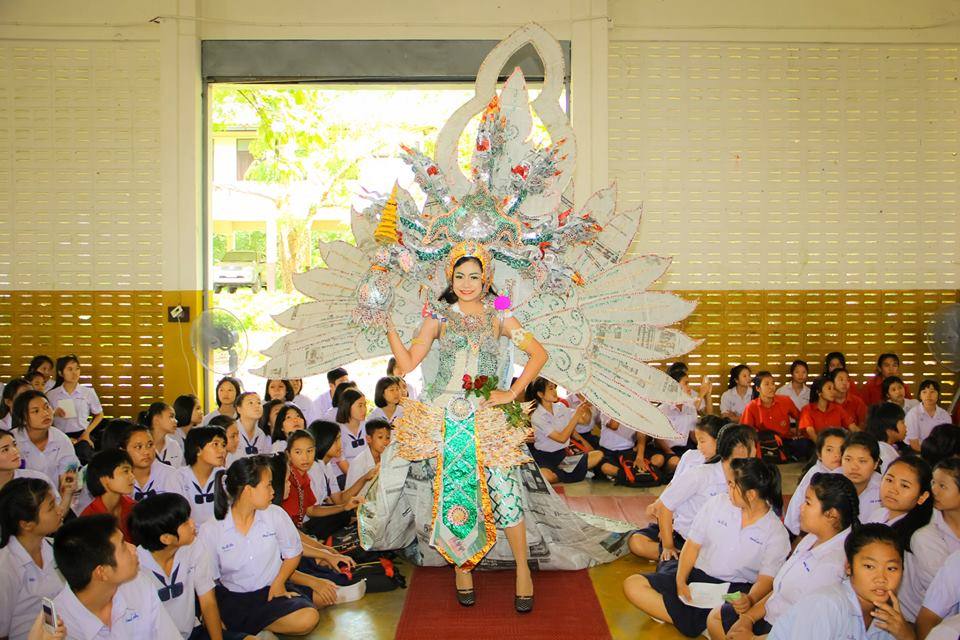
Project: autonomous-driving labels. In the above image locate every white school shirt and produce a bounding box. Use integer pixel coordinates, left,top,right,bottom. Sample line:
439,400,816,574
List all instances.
322,407,339,422
928,614,960,640
199,504,303,593
0,414,10,431
861,506,906,526
344,447,376,490
776,383,811,411
598,414,637,452
768,580,896,640
291,394,316,423
45,384,102,436
54,573,180,640
13,467,61,501
921,551,960,620
720,387,753,418
764,528,850,625
673,449,705,479
0,537,64,640
306,461,330,506
901,509,960,621
200,408,236,426
904,398,920,413
877,441,899,474
858,472,883,520
16,428,79,484
568,395,599,435
155,435,184,468
339,422,368,460
784,461,843,536
313,391,333,419
132,459,179,502
368,404,403,425
177,466,223,526
236,424,271,458
658,401,697,448
136,543,216,639
658,461,728,538
531,404,572,453
905,404,952,445
687,493,790,584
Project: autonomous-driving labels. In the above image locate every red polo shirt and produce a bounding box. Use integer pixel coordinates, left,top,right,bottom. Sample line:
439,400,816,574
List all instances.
81,495,136,542
740,396,799,438
839,393,868,427
798,402,854,434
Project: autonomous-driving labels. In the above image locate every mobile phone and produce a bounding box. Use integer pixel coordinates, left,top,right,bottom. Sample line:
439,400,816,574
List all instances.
41,597,58,633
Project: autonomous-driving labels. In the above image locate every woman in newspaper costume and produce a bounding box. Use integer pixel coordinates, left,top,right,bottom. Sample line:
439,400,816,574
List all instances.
255,23,700,610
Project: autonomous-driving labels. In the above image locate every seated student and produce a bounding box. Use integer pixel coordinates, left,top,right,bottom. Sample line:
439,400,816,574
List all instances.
264,379,295,404
884,375,920,416
140,402,184,468
129,494,254,640
841,432,884,519
829,367,868,428
25,355,56,393
920,424,960,468
624,458,789,638
916,551,960,640
720,364,754,423
344,419,392,489
80,450,136,543
861,457,933,549
178,426,227,526
527,378,603,483
567,392,601,450
52,514,180,638
23,370,46,394
656,365,713,472
387,357,420,401
116,421,179,502
628,424,757,562
0,478,66,640
765,523,915,640
740,371,809,462
271,403,308,454
199,456,322,636
707,472,859,638
45,355,103,462
322,380,358,424
905,380,952,452
673,415,724,479
597,413,660,483
798,377,857,441
310,420,376,512
201,377,241,426
288,378,315,424
783,428,847,537
900,457,960,623
11,391,80,501
234,392,271,458
865,402,908,472
210,415,242,469
0,377,31,431
368,376,403,424
335,388,369,472
0,430,72,505
260,400,285,452
313,368,350,419
172,394,203,450
862,353,913,407
776,359,811,411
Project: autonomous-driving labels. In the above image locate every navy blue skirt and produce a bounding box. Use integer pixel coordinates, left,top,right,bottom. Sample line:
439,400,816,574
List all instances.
529,447,588,482
719,601,773,634
214,583,314,634
644,566,752,638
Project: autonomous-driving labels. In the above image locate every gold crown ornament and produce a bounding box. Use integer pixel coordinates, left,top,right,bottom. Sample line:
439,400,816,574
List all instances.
445,241,494,289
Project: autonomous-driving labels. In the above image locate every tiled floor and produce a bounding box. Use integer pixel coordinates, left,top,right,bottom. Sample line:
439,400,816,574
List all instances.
293,463,805,639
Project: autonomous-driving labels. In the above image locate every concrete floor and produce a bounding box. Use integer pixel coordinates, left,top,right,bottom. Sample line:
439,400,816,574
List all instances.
291,463,805,639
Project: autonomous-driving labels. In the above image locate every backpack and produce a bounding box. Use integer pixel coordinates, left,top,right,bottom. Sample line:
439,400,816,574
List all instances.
757,430,788,464
343,557,407,592
613,455,661,487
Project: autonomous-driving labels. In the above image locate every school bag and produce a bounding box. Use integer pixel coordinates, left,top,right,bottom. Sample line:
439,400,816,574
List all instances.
342,557,407,592
613,455,660,487
757,430,788,464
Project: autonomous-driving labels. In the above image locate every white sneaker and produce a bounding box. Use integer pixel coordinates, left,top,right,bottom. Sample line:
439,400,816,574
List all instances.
336,579,367,604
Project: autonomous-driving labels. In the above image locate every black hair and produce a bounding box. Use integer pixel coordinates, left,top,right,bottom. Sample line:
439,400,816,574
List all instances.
129,493,192,551
53,514,120,591
268,453,288,506
876,353,901,370
271,403,307,443
235,392,269,438
826,367,850,386
823,351,847,376
365,418,391,438
841,432,881,468
263,379,295,402
882,376,906,401
753,371,774,395
921,424,960,467
52,354,81,390
666,362,688,383
917,379,941,397
173,394,200,428
184,426,227,466
374,376,403,408
801,428,848,475
11,390,49,431
26,355,54,376
213,454,273,520
99,419,149,453
214,376,242,408
883,456,933,551
331,381,358,412
138,401,172,430
727,364,751,390
438,256,498,304
694,414,726,440
864,402,905,445
285,428,315,452
208,414,237,430
934,457,960,492
86,449,133,497
708,423,758,464
788,359,808,376
844,522,903,566
730,457,784,516
0,477,53,546
309,420,341,460
525,377,552,407
0,378,30,419
327,368,349,386
809,376,831,405
23,370,44,386
809,472,860,532
387,357,398,376
259,399,285,438
336,388,366,424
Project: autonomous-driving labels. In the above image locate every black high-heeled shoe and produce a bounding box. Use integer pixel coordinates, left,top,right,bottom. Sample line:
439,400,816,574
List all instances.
514,594,534,613
457,588,476,607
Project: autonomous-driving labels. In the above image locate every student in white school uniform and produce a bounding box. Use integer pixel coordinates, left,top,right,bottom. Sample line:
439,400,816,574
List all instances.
905,380,953,452
527,378,604,484
201,377,242,426
625,457,790,638
200,456,322,636
312,368,350,422
707,472,860,638
766,523,916,640
861,456,933,548
173,394,204,451
25,355,56,394
234,392,272,458
140,402,185,468
628,424,758,562
784,428,847,537
0,477,66,640
0,430,71,506
115,422,180,502
367,376,404,425
672,415,724,480
336,388,369,470
52,514,181,640
129,494,254,640
776,359,811,412
566,392,601,449
270,403,308,454
900,458,960,623
288,378,316,424
325,381,358,424
264,378,296,405
0,378,31,431
179,426,228,527
865,402,908,473
311,421,374,515
45,355,103,463
10,391,80,501
387,358,420,402
883,375,920,414
596,412,654,482
842,432,884,519
260,400,286,453
719,364,754,423
916,551,960,639
211,415,245,471
343,419,391,490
